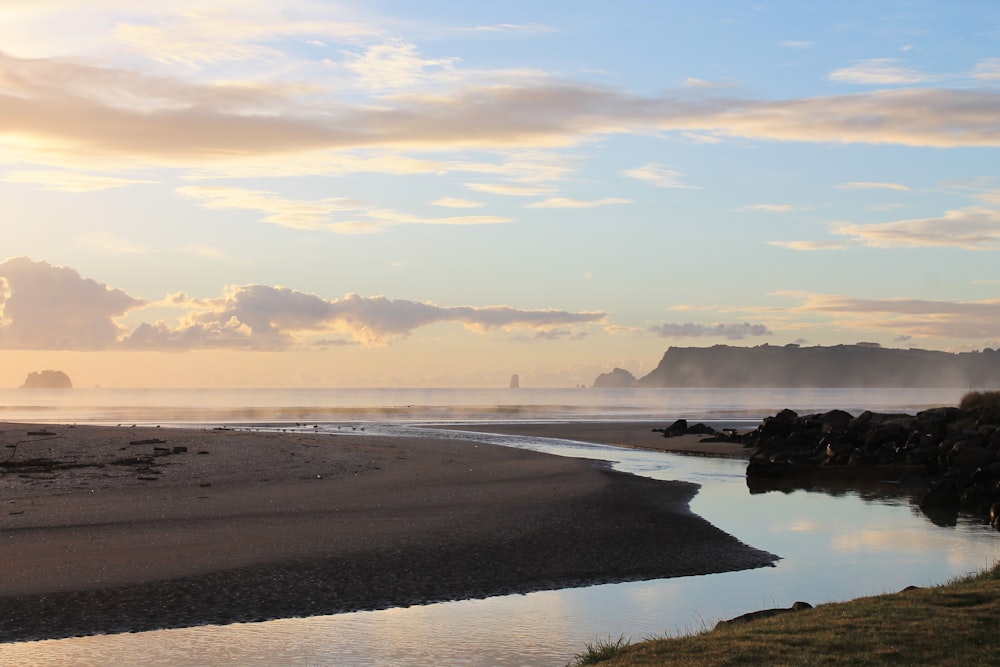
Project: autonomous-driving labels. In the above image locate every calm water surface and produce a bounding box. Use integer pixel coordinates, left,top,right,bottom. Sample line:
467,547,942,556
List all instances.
2,387,998,666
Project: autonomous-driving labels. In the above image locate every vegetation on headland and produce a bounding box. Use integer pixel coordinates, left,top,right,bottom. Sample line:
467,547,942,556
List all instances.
571,563,1000,666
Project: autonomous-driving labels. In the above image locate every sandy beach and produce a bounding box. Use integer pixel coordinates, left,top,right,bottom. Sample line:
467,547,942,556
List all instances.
0,421,774,643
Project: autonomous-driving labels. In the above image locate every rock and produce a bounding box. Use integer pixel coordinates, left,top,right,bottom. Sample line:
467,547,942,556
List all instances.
20,370,72,389
715,601,812,629
654,419,688,438
819,409,853,434
949,438,995,471
592,368,637,388
743,406,1000,528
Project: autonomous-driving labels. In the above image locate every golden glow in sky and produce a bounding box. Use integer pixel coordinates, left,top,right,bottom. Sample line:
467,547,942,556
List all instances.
1,2,999,387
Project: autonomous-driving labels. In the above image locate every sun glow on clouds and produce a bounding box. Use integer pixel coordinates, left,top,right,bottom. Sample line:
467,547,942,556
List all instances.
0,258,604,351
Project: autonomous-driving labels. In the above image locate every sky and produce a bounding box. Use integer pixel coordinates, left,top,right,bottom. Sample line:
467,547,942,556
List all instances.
1,1,999,388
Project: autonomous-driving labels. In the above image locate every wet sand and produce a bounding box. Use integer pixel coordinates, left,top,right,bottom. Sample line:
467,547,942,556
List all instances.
0,421,774,643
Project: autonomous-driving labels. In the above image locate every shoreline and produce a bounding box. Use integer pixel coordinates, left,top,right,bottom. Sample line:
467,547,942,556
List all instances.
0,421,776,643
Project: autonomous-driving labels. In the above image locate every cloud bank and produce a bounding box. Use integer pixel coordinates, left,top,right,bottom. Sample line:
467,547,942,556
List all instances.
649,322,773,340
0,258,605,351
4,49,1000,176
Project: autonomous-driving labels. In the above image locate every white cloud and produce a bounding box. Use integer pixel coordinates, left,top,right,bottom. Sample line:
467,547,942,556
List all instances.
828,58,935,85
459,23,555,34
431,197,485,208
971,58,1000,81
113,4,381,68
177,185,510,232
778,292,1000,340
622,163,698,189
340,39,459,91
131,286,606,349
464,182,552,196
525,197,631,209
177,186,361,230
3,48,1000,178
832,206,1000,250
0,258,604,351
742,204,799,212
768,240,851,251
837,181,911,192
0,257,144,349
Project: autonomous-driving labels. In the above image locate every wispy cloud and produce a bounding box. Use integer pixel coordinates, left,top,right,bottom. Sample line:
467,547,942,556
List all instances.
77,232,147,255
1,170,157,192
339,39,459,91
838,181,911,192
431,197,485,208
465,182,552,196
525,197,631,209
769,240,852,251
5,49,998,178
459,23,555,34
778,291,1000,340
742,204,801,212
177,185,511,232
622,163,698,189
832,206,1000,250
113,5,381,68
971,58,1000,81
828,58,936,85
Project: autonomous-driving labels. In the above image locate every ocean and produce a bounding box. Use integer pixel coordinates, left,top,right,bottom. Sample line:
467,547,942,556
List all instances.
0,385,971,426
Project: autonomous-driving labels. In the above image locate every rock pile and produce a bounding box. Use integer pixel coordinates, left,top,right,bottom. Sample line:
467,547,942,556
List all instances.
741,407,1000,529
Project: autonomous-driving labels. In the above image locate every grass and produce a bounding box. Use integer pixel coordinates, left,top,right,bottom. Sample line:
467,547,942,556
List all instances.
571,634,631,666
959,389,1000,424
573,564,1000,666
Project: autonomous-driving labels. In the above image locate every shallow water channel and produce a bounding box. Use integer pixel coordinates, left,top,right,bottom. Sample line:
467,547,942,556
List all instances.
5,424,1000,667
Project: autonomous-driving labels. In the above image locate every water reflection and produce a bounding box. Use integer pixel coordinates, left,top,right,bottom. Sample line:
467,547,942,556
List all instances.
3,431,998,667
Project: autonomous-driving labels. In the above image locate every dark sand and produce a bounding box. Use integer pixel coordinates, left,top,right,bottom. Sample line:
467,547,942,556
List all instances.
0,421,774,643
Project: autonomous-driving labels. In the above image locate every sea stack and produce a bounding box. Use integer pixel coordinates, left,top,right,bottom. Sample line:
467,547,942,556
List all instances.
21,370,73,389
509,374,520,389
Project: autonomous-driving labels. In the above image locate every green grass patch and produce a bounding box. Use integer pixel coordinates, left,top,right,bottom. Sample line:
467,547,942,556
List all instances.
576,564,1000,666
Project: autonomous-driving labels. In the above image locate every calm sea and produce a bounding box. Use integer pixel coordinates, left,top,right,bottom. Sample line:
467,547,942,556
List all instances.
3,386,997,667
0,385,971,425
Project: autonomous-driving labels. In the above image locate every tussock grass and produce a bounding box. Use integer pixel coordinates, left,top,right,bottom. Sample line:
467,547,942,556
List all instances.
960,389,1000,424
571,634,631,666
577,564,1000,666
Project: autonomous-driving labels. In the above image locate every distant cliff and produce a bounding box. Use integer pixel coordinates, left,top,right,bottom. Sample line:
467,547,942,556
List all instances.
20,370,73,389
627,344,1000,388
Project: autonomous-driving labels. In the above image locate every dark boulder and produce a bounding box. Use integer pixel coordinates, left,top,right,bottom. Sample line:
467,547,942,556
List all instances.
715,601,812,629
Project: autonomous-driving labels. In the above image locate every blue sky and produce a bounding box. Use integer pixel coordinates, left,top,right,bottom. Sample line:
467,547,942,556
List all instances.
1,1,998,388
